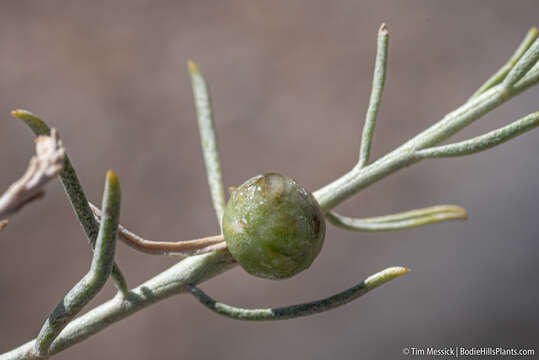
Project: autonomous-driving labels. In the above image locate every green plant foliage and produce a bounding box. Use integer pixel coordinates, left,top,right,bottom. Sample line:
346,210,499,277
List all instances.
2,25,539,360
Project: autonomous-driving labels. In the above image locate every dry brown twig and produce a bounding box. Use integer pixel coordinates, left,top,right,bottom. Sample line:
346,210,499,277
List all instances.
0,129,65,222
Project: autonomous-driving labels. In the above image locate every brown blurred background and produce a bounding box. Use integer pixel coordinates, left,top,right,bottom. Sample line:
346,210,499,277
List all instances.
1,1,538,359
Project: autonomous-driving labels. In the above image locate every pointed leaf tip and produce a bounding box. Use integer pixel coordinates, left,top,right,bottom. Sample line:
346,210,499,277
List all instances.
388,266,411,276
454,206,468,219
11,109,26,118
364,266,410,288
439,205,468,220
187,60,200,75
106,170,119,185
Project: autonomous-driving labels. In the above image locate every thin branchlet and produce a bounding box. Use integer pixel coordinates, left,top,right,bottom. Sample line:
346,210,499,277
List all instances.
358,23,389,168
0,130,65,220
90,202,226,256
188,267,410,321
10,110,129,297
314,57,539,210
502,38,539,89
415,112,539,159
33,171,121,357
470,27,537,99
326,205,467,232
188,61,226,228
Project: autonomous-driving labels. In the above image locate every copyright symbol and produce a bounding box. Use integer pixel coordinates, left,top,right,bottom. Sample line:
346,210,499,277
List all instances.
403,348,410,355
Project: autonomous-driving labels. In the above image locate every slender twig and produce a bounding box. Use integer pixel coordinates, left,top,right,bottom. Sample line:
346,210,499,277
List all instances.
326,205,467,232
314,48,539,210
0,250,237,360
32,171,121,358
470,27,538,99
11,110,129,297
90,203,226,256
80,61,229,257
502,38,539,89
330,24,389,223
415,112,539,159
0,130,64,220
188,267,409,321
358,23,389,168
188,61,226,227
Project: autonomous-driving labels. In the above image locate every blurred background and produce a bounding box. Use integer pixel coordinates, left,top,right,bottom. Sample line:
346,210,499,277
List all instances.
1,1,538,359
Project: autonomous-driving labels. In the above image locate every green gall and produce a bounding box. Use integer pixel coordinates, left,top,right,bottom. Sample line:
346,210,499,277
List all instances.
222,173,325,280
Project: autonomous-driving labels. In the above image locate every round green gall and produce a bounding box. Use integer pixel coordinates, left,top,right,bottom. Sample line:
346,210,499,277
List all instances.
222,173,325,280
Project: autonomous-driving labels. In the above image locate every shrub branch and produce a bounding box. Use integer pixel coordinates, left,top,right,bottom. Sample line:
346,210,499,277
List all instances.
1,25,538,360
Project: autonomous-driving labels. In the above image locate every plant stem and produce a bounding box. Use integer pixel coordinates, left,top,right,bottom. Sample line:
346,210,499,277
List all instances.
2,27,539,360
358,23,389,168
502,38,539,89
33,171,121,357
11,111,129,297
91,202,226,256
0,250,236,360
188,267,409,321
188,61,226,227
415,112,539,158
470,27,537,98
314,65,539,210
326,205,467,232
